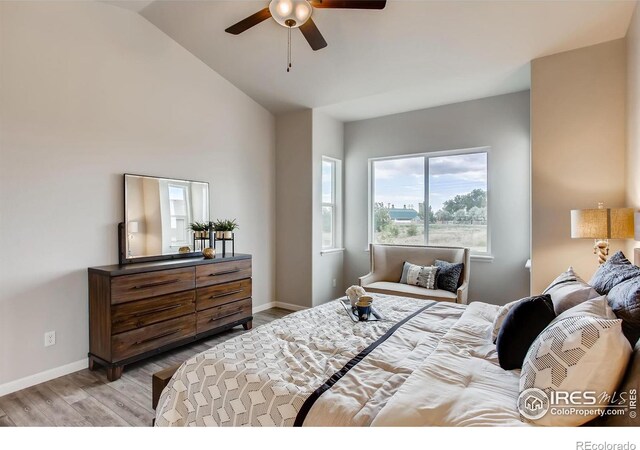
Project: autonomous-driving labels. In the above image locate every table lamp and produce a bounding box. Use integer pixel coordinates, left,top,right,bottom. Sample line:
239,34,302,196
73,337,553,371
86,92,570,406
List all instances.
570,203,634,264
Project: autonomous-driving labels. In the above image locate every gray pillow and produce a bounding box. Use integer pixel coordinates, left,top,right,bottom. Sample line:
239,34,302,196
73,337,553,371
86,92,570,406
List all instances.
543,267,600,314
434,260,464,293
589,251,640,295
399,262,439,289
607,276,640,346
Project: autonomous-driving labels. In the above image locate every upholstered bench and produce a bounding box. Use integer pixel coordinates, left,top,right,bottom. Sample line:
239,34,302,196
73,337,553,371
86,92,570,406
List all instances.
359,244,470,304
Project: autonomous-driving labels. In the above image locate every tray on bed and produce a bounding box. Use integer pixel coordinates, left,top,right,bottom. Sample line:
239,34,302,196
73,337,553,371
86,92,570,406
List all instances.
339,297,384,322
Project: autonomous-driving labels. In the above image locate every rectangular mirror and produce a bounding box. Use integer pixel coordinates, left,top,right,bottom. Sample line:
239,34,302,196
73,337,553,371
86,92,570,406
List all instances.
123,174,209,262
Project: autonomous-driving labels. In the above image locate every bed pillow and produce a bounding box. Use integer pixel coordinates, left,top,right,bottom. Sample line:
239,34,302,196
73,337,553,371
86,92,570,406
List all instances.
589,251,640,295
399,262,439,289
434,260,464,293
607,276,640,346
550,295,616,323
490,298,524,343
496,295,556,370
543,267,600,315
519,315,632,426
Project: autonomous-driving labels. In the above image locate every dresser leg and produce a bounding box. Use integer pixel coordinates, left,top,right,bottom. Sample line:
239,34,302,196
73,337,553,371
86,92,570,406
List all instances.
242,321,252,331
88,355,97,371
107,365,123,382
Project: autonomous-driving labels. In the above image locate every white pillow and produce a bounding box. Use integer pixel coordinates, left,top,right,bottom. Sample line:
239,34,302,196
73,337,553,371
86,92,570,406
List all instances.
550,295,615,324
543,267,600,315
519,315,631,426
490,298,521,343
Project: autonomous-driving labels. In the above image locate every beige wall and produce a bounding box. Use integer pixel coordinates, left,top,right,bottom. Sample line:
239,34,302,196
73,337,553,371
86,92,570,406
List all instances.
312,111,345,306
344,91,531,305
275,110,313,307
531,39,627,293
0,1,276,387
627,3,640,255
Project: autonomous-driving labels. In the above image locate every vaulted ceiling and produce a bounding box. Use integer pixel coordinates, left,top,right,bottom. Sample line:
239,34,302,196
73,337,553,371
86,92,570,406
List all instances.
129,1,635,121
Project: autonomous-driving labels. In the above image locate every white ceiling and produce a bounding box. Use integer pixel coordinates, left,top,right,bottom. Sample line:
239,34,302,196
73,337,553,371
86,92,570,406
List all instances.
134,0,636,121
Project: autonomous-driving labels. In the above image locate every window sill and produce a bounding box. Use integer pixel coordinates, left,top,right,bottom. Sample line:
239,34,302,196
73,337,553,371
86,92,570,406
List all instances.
471,254,494,262
321,248,345,255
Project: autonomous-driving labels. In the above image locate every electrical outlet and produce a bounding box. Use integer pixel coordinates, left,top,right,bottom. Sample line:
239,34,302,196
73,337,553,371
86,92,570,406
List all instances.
332,279,337,288
44,331,56,347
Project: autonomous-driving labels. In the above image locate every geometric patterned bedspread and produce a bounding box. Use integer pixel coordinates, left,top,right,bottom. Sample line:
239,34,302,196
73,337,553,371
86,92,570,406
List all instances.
155,295,466,426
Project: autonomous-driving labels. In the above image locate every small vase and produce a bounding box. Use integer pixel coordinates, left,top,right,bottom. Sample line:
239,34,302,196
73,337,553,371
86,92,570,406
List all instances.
223,231,233,239
215,231,224,239
202,247,215,259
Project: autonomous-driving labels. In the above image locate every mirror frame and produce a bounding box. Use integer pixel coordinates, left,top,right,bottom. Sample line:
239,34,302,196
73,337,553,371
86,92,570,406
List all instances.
118,173,212,265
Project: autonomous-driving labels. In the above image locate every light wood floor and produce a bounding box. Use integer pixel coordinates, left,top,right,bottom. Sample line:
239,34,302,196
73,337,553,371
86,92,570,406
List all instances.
0,308,290,427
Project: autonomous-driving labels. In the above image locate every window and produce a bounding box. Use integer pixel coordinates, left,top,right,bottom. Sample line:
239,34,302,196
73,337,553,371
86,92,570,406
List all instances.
322,156,342,250
168,184,190,246
371,149,488,254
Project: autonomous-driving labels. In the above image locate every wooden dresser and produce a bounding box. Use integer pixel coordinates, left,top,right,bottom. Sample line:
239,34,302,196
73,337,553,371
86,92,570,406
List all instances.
88,254,252,381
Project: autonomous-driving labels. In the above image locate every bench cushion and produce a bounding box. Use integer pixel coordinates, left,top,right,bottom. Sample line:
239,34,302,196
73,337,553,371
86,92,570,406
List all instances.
364,281,457,301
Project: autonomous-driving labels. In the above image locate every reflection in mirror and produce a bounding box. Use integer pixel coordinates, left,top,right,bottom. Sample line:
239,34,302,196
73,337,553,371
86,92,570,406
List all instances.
125,174,209,259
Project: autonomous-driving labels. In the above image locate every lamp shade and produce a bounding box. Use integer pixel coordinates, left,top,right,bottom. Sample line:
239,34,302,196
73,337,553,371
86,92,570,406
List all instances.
570,207,634,239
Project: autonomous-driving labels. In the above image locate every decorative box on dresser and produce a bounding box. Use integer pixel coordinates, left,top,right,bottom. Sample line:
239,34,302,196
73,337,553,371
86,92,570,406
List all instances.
88,254,252,381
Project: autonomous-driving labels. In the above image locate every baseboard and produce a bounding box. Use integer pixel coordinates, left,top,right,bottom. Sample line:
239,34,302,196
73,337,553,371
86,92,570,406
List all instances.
0,358,88,397
273,301,307,312
252,301,308,314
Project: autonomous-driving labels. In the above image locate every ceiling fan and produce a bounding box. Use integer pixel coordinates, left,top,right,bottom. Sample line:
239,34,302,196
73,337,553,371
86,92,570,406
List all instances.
225,0,387,71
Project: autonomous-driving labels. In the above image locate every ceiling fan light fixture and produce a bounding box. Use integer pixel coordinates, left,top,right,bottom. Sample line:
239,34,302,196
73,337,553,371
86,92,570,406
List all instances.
269,0,312,28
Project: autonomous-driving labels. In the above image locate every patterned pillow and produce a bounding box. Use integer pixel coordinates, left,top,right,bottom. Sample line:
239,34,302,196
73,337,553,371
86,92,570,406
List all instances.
607,276,640,346
399,262,439,289
543,267,600,315
434,260,464,293
519,316,632,426
589,251,640,295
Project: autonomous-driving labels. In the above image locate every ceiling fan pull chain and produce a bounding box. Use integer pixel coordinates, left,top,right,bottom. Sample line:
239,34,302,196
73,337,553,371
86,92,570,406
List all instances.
287,26,292,72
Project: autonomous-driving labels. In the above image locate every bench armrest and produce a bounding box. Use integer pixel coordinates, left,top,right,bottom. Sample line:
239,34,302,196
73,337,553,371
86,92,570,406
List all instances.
456,282,469,305
359,272,382,287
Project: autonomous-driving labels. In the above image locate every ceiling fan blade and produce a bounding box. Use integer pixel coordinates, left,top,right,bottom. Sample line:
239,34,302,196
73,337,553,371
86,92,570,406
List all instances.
299,17,328,51
310,0,386,9
225,7,272,35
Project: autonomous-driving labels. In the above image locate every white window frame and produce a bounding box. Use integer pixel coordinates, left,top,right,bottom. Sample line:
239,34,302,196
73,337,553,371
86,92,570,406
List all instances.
321,156,343,252
368,146,491,257
168,182,191,248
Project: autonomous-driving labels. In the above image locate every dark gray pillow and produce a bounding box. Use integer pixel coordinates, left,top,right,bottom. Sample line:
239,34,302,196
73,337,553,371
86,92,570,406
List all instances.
589,251,640,294
434,260,464,293
607,276,640,347
496,295,556,370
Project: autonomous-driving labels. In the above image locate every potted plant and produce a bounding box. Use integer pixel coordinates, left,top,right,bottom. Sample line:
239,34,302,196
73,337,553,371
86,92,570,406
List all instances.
189,222,208,238
213,219,239,239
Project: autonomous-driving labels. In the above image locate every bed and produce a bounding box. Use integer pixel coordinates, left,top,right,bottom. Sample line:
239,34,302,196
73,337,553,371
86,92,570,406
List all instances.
154,294,530,427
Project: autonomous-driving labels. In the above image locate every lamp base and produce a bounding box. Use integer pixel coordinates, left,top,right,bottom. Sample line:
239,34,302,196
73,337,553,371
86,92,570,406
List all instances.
593,239,609,265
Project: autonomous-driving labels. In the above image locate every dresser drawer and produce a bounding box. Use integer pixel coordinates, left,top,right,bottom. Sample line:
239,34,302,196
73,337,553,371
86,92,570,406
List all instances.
196,279,252,311
196,298,252,334
195,259,251,287
111,267,195,304
111,291,196,335
112,315,195,361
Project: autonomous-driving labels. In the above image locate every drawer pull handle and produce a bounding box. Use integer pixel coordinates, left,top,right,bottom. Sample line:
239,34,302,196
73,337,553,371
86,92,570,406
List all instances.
134,329,182,346
132,304,183,318
209,289,243,300
209,269,240,277
132,279,180,290
208,310,243,323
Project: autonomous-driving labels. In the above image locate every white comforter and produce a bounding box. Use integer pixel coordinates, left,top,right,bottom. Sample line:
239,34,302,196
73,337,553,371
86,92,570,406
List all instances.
155,295,526,427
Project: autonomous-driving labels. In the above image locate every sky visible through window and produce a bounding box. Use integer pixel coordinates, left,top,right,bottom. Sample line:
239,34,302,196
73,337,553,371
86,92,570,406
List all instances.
374,153,486,212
